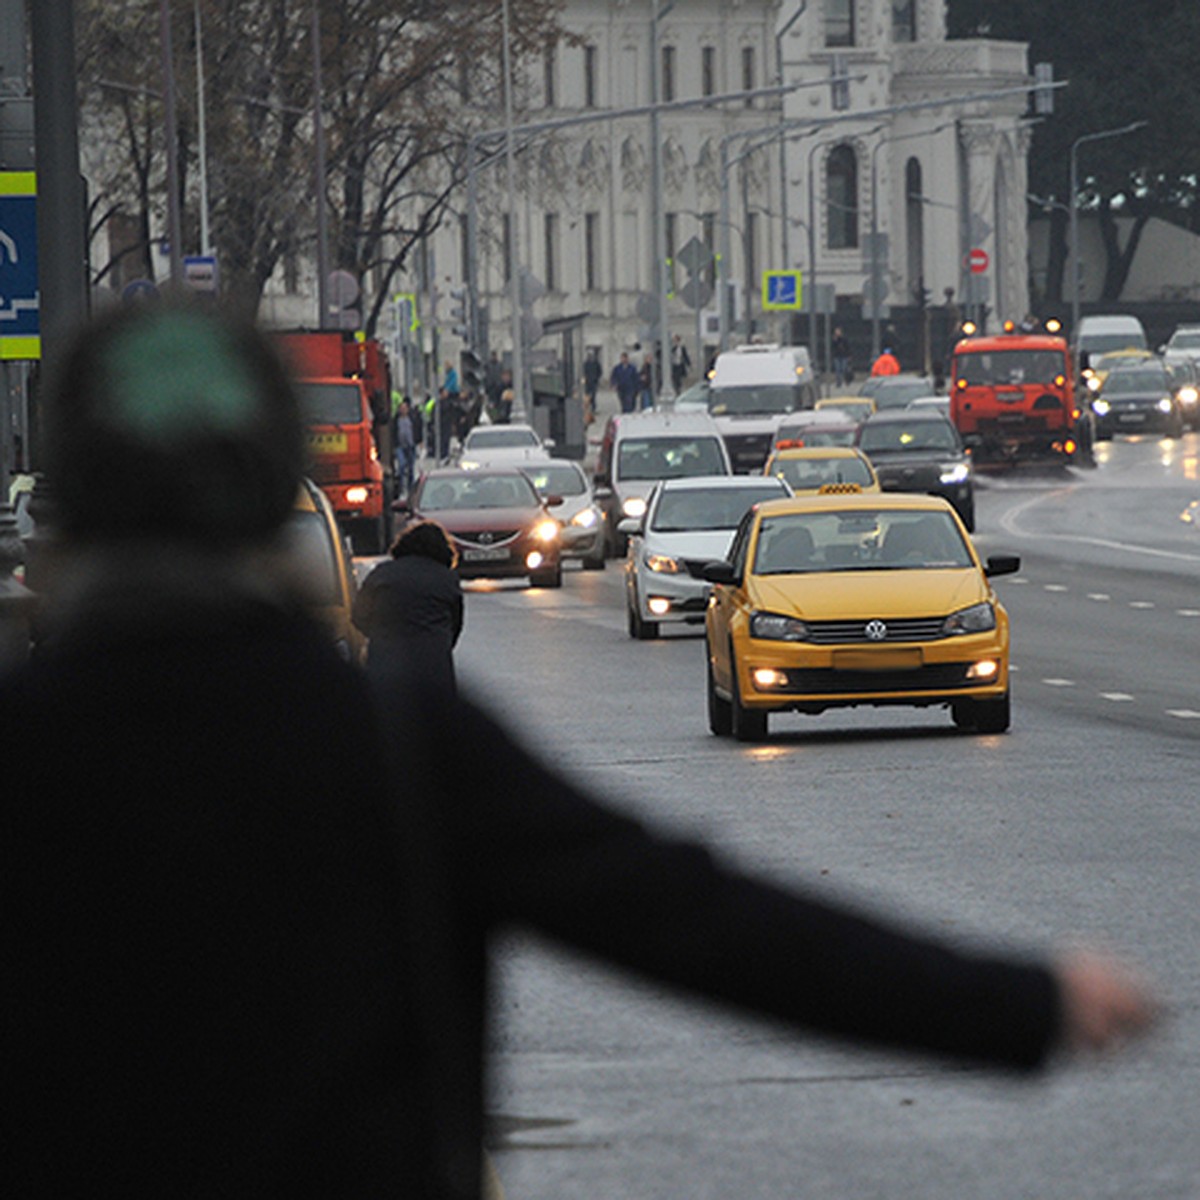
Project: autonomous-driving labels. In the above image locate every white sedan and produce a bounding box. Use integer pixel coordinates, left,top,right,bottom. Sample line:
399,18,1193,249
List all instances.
621,474,791,640
458,423,553,468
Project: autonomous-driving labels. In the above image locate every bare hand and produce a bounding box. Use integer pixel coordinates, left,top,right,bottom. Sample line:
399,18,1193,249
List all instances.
1053,948,1159,1053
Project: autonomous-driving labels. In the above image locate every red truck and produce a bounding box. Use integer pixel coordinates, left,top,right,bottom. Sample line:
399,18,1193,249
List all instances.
949,325,1090,465
274,330,394,553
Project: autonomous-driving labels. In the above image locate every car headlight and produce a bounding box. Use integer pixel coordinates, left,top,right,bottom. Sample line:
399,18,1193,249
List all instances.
750,611,811,641
939,462,970,485
1092,398,1110,416
1086,375,1101,392
533,519,560,543
1158,397,1174,413
621,496,647,519
571,506,599,529
1178,386,1199,406
942,601,996,636
644,551,683,574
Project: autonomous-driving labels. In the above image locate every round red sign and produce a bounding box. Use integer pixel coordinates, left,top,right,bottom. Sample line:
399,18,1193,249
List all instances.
967,247,990,274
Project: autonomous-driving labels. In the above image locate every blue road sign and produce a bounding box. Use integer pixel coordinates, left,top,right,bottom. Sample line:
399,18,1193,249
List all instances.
762,269,803,311
0,171,39,359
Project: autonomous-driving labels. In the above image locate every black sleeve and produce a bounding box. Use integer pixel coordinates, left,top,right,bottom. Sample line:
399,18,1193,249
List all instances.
425,693,1062,1072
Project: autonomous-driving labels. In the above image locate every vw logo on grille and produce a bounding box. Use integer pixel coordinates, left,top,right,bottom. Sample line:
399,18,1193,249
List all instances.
477,531,495,545
864,620,888,642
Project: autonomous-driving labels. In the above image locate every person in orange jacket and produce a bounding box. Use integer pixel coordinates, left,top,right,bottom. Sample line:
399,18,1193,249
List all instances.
871,347,901,376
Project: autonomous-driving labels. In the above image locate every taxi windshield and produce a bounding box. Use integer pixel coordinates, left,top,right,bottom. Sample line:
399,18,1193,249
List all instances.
753,509,972,574
770,455,873,491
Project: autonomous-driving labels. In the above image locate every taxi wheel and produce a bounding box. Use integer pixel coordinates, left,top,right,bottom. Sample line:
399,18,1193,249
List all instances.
730,650,768,742
706,650,732,736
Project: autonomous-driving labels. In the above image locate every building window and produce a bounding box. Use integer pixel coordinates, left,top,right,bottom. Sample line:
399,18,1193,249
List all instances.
741,46,756,105
543,42,556,108
544,212,559,291
826,144,859,250
585,212,600,292
661,45,676,103
584,45,598,108
893,0,917,43
701,46,716,97
825,0,855,48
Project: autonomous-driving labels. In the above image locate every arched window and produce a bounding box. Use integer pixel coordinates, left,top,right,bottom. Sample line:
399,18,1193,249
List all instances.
827,144,858,249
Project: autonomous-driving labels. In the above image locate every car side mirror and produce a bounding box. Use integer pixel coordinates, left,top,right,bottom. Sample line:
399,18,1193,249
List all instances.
617,516,642,536
702,561,739,585
984,554,1020,577
593,484,613,501
544,437,556,451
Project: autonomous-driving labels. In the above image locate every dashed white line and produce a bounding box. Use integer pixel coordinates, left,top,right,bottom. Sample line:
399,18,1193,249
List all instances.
1043,678,1076,687
1178,609,1200,617
1044,584,1069,593
1129,601,1156,609
1101,693,1135,702
1088,593,1110,601
1167,709,1200,720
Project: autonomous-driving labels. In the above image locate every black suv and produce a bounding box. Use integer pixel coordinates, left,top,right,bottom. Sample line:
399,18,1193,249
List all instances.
855,410,975,531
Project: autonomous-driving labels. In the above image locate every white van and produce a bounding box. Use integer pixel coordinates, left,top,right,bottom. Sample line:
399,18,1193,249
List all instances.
1073,315,1148,372
707,343,819,471
594,409,732,556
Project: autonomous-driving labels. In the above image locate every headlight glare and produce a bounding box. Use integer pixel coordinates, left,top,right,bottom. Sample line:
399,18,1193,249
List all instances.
1092,398,1110,415
644,552,683,574
939,462,970,485
533,519,560,543
571,507,599,528
942,601,996,636
750,611,811,642
1158,397,1174,413
622,496,647,519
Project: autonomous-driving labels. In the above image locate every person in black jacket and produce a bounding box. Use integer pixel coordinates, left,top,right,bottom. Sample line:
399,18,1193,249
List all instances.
4,299,1156,1199
353,518,463,693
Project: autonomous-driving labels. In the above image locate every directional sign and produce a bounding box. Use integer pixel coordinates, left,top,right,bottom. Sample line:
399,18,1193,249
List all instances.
966,247,990,275
0,172,39,360
762,269,803,311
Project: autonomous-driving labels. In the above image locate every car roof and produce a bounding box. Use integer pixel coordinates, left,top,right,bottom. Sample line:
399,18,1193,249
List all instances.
658,473,788,491
467,422,538,437
422,465,531,479
752,492,957,520
769,446,865,461
612,409,722,435
861,406,952,423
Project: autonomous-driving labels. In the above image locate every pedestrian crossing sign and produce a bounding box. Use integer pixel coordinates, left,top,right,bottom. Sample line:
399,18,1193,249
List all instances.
762,269,802,311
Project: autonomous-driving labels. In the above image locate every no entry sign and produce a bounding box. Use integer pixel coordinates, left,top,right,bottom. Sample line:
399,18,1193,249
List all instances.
966,247,990,274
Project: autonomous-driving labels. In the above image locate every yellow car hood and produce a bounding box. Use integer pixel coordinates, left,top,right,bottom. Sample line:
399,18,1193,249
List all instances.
752,568,989,620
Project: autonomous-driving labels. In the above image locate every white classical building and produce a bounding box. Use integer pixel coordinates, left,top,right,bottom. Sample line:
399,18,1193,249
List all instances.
419,0,1036,385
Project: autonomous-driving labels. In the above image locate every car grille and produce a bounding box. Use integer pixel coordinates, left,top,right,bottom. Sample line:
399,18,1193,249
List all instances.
455,528,520,547
777,664,973,693
877,466,940,489
804,617,948,644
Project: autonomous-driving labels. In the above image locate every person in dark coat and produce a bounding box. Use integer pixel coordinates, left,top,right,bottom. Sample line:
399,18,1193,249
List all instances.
5,299,1157,1199
353,518,463,693
610,350,640,413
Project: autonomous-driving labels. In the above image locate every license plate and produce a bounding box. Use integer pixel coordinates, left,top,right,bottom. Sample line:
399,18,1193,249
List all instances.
462,546,511,563
307,432,348,454
1117,412,1146,424
833,648,922,671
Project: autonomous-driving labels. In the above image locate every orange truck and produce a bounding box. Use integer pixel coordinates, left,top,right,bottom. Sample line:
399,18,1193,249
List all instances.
274,330,394,553
949,326,1090,465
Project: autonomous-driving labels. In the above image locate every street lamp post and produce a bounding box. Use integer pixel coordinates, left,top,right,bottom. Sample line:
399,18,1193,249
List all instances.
775,2,808,275
1069,120,1149,339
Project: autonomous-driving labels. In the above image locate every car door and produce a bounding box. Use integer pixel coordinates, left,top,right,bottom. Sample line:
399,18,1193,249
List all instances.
707,510,755,692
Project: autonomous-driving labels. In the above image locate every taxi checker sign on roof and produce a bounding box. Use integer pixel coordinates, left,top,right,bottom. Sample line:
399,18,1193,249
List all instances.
0,172,40,361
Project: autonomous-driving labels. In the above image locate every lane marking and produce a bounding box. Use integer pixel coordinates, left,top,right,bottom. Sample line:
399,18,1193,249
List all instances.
1167,709,1200,720
1088,593,1110,601
1129,601,1156,609
997,489,1200,563
1044,584,1069,593
1101,692,1135,702
1043,678,1076,687
1178,609,1200,617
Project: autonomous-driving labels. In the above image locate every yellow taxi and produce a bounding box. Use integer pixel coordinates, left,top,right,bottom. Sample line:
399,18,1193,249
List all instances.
815,395,875,424
764,446,880,495
280,478,367,664
1082,347,1155,394
703,491,1017,740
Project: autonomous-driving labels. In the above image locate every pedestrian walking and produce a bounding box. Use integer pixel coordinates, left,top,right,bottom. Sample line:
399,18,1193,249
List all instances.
442,358,460,398
639,352,655,409
832,327,853,387
610,350,640,414
484,351,504,420
670,333,692,392
393,398,415,497
353,519,463,695
8,297,1157,1199
582,348,603,425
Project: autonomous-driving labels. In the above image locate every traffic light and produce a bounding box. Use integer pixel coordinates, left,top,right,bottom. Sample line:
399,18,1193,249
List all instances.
448,286,470,339
460,348,483,394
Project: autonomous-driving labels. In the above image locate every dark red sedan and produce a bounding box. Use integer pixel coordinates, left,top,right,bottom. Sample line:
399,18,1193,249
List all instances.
405,467,564,587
